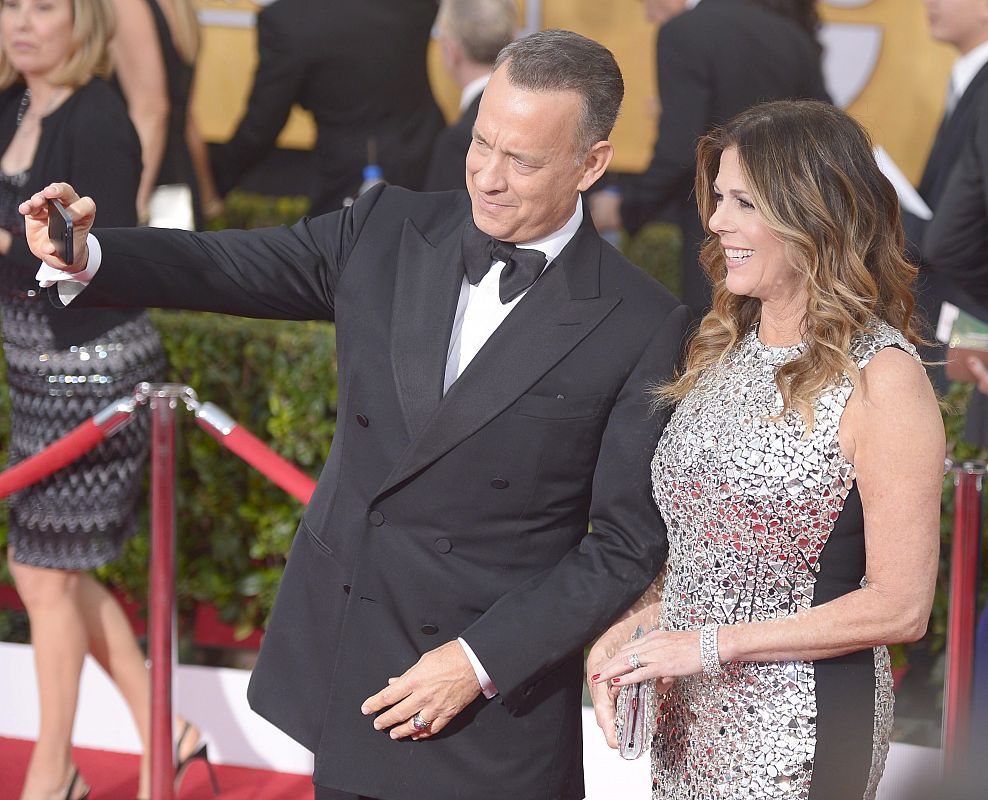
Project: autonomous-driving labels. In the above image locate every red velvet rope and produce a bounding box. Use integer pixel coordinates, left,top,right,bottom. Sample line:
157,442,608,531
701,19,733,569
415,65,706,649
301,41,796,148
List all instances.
0,419,106,499
195,418,315,504
943,466,983,768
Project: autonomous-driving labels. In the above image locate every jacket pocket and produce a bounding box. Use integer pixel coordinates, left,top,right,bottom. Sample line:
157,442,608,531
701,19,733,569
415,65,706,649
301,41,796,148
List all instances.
513,392,608,420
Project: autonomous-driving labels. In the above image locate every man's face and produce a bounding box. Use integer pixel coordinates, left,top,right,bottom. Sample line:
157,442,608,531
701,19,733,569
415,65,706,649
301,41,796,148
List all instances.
640,0,690,25
924,0,988,53
466,66,593,243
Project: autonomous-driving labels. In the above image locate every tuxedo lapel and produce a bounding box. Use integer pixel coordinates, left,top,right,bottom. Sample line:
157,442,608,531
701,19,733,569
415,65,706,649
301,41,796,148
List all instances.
375,212,619,500
389,217,466,439
922,61,988,201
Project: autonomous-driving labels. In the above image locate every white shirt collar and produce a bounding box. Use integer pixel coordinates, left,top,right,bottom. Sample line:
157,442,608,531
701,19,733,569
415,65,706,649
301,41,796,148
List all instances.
516,196,583,264
952,39,988,101
686,0,701,10
460,74,490,112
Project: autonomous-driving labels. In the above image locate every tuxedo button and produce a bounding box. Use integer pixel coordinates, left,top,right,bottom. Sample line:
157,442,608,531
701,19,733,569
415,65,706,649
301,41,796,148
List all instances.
356,414,369,428
368,510,385,526
435,538,452,554
343,584,351,595
491,478,509,489
421,624,439,635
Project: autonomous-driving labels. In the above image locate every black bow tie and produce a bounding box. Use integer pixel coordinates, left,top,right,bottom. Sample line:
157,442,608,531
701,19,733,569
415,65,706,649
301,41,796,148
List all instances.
462,220,548,304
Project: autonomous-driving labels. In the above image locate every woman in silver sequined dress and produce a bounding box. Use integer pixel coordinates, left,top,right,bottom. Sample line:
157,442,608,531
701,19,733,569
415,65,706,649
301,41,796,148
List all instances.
589,101,944,799
0,2,166,799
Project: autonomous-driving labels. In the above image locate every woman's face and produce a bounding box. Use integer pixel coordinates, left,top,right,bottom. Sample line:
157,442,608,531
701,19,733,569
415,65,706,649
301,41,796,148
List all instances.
707,147,804,306
1,0,74,81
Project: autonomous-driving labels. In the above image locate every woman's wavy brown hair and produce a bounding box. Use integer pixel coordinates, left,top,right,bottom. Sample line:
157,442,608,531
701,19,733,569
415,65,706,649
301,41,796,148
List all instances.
659,100,924,430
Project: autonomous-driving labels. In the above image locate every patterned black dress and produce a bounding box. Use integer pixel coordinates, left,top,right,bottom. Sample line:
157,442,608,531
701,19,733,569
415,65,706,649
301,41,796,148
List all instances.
0,87,165,570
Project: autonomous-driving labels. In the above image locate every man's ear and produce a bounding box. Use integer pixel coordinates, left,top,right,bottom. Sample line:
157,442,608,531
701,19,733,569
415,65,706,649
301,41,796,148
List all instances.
577,141,614,192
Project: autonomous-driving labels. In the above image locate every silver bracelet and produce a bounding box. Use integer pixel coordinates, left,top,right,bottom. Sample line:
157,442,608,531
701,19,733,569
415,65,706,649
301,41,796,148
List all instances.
699,623,722,676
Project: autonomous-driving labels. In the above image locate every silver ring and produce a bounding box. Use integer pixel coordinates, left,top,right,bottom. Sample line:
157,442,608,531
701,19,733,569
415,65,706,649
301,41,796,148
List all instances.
412,712,432,732
628,652,642,670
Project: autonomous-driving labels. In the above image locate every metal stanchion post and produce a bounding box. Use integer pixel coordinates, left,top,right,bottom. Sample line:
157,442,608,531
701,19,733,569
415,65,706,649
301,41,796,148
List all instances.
147,384,185,800
943,460,985,774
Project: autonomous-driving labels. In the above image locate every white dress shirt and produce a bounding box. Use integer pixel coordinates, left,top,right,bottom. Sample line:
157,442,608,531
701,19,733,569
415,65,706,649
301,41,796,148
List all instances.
460,74,490,113
948,39,988,114
37,197,585,700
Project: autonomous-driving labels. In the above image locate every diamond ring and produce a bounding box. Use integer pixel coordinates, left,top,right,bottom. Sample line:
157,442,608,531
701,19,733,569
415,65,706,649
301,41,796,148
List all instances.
628,652,642,670
412,712,432,732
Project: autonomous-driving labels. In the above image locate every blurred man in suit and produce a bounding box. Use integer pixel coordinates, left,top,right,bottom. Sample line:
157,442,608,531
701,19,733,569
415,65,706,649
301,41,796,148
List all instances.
26,30,690,800
590,0,829,314
423,0,516,192
921,2,988,441
211,0,444,214
905,1,988,339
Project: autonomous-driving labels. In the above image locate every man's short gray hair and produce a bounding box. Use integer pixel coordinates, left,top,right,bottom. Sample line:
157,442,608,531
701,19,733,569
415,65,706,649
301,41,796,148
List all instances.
437,0,517,66
493,29,624,154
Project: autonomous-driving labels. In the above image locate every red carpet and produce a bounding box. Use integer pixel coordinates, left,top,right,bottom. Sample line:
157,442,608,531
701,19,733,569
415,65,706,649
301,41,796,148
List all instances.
0,737,313,799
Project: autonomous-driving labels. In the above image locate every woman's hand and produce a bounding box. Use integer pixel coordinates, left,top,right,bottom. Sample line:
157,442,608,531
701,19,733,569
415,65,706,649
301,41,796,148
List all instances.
966,356,988,395
18,182,94,272
586,637,625,748
592,628,703,688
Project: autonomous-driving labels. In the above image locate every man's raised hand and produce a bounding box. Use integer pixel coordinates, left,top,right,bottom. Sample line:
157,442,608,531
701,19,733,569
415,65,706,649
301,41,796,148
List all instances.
19,182,95,273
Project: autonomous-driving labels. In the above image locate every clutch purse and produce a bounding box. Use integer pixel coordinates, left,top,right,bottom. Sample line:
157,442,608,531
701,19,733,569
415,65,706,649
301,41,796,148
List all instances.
613,625,653,760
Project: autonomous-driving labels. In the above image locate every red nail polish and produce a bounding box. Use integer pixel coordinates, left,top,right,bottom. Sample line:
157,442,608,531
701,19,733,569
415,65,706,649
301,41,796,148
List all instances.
591,673,600,681
612,677,620,684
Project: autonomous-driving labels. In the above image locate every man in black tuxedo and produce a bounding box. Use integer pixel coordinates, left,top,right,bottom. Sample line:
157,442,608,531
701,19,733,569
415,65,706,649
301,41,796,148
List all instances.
921,0,988,441
26,30,690,800
590,0,829,314
423,0,516,192
904,0,988,331
211,0,445,214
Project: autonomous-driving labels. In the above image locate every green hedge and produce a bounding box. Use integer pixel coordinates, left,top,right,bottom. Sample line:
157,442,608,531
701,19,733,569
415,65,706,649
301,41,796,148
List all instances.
0,198,985,683
1,310,336,642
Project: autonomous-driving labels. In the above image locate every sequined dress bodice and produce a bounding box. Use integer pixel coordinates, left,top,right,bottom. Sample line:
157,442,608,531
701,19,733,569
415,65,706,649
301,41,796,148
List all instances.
649,322,915,799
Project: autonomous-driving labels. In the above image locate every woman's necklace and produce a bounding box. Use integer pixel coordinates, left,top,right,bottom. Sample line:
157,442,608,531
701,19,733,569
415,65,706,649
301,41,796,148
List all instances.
15,89,31,126
16,87,68,127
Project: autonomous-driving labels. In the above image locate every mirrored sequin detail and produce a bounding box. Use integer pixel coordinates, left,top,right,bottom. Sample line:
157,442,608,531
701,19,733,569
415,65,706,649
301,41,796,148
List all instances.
650,321,914,799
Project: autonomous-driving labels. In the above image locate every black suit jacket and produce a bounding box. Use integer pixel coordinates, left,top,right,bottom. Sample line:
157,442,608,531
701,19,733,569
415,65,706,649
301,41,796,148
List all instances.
423,93,481,192
924,80,988,309
71,187,690,799
620,0,830,313
211,0,444,214
903,61,988,256
922,67,988,446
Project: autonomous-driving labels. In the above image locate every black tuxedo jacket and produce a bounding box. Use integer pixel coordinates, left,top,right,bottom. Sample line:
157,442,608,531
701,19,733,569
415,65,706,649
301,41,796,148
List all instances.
72,186,690,799
620,0,829,312
904,61,988,255
211,0,444,214
924,76,988,310
923,78,988,446
423,93,481,192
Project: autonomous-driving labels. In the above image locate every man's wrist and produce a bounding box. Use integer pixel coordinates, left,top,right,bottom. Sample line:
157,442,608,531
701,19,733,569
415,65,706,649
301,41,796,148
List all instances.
457,637,498,699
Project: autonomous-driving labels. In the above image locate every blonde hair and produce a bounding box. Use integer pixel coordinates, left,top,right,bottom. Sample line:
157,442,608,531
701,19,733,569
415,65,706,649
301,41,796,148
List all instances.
167,0,199,66
0,0,116,89
660,100,924,429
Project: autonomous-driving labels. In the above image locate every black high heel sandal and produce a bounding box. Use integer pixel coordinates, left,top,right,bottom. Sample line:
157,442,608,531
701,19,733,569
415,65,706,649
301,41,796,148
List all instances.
63,767,91,800
174,722,220,796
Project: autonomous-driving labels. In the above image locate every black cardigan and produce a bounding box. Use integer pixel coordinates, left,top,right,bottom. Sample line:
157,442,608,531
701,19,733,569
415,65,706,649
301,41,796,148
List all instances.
0,78,142,349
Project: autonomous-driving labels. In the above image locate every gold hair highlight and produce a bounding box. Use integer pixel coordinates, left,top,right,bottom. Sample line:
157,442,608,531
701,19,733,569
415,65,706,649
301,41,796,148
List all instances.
658,101,924,430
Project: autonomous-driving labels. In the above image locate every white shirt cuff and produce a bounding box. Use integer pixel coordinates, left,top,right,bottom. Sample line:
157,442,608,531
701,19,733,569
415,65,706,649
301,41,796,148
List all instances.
458,637,498,699
36,233,102,304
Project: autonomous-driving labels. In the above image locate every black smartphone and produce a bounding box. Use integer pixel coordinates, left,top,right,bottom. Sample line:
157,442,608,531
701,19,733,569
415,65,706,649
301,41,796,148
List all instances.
47,198,73,265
